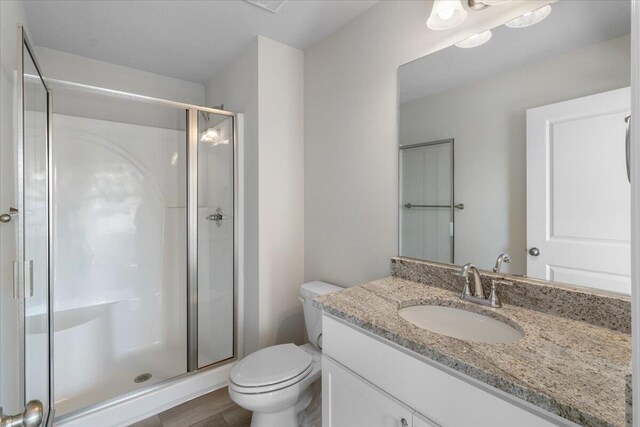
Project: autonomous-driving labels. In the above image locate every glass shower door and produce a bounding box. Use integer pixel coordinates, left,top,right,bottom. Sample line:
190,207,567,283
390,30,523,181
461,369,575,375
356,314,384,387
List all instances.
195,111,234,368
51,87,188,416
0,24,55,425
399,140,454,263
48,90,237,418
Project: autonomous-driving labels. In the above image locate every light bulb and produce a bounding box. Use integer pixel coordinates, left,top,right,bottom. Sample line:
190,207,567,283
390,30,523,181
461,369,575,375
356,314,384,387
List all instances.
427,0,468,31
455,30,492,48
438,8,455,20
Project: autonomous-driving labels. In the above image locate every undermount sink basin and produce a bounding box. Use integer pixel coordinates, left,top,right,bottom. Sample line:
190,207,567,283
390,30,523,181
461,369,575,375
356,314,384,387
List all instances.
398,305,524,344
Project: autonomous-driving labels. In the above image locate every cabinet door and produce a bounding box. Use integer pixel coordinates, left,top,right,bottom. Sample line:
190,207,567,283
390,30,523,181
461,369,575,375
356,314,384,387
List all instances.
413,412,440,427
323,356,412,427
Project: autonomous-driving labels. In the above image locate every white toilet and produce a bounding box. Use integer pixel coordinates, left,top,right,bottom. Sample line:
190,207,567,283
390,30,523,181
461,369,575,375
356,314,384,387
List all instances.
229,281,342,427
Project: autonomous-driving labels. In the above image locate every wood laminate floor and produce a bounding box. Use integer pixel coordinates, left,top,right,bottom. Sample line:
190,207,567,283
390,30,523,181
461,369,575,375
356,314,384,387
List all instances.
129,387,251,427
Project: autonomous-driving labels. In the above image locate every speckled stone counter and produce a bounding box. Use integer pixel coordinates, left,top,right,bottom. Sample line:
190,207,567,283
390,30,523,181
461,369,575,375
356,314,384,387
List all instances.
315,277,631,427
391,257,631,334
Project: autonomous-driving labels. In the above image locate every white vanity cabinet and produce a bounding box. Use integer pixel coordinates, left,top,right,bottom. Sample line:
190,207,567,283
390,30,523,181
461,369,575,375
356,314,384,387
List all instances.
321,314,577,427
323,356,418,427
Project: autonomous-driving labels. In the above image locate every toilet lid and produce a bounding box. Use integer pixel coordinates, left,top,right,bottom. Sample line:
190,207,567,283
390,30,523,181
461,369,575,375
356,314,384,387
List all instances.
230,344,313,387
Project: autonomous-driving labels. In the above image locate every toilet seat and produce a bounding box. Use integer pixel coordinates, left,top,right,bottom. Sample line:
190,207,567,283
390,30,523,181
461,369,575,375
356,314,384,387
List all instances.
230,363,314,394
230,344,314,394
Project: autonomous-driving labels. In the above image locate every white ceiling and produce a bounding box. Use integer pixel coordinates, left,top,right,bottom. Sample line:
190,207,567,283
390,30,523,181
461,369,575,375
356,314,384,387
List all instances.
24,0,379,84
399,0,631,104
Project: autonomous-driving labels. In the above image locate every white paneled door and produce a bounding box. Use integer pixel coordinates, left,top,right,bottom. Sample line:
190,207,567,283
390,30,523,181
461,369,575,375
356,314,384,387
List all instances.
526,87,631,293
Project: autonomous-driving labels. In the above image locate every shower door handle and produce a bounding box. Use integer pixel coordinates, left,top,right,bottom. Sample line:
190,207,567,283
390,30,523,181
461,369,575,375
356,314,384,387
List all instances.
626,115,631,183
25,260,33,298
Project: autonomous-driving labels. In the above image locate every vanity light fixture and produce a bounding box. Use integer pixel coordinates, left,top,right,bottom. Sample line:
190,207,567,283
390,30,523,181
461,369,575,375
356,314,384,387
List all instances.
505,4,552,28
467,0,510,11
427,0,468,31
455,30,492,48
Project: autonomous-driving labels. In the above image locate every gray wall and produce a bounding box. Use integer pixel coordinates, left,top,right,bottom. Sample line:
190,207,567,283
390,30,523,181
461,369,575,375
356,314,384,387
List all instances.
304,0,551,287
34,46,204,105
206,36,305,355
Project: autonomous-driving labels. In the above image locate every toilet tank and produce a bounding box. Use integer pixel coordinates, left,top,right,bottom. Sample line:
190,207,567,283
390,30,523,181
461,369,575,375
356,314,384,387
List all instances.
300,281,342,350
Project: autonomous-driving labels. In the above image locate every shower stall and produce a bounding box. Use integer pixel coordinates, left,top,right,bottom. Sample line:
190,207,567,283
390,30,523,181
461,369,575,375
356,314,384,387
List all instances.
13,29,240,423
49,81,237,418
49,82,239,419
0,28,242,427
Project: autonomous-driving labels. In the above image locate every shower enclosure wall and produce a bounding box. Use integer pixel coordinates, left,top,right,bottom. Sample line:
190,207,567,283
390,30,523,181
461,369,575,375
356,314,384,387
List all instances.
46,82,238,419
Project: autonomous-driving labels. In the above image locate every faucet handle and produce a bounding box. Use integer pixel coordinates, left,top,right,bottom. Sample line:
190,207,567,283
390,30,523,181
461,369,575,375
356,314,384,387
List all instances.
488,279,512,307
453,270,472,297
493,253,512,273
453,263,475,278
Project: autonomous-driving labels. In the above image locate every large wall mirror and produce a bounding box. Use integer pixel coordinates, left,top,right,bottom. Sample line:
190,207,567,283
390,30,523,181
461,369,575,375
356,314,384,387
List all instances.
398,0,631,294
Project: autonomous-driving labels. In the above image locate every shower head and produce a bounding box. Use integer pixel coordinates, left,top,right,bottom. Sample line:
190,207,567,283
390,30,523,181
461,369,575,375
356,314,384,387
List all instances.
200,104,224,123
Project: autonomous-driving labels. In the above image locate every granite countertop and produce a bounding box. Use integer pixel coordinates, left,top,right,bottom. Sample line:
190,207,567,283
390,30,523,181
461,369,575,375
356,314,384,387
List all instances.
314,277,631,427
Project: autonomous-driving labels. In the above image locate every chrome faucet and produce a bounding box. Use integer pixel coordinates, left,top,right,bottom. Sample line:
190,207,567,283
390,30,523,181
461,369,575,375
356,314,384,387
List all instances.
493,253,511,273
454,263,512,308
456,263,484,297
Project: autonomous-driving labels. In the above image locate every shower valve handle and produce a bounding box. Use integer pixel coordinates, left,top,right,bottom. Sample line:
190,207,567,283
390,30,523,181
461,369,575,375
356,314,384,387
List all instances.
205,208,226,227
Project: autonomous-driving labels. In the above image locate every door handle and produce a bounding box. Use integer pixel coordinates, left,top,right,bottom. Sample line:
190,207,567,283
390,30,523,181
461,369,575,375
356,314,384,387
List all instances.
0,400,43,427
626,115,631,183
0,207,18,224
528,247,540,257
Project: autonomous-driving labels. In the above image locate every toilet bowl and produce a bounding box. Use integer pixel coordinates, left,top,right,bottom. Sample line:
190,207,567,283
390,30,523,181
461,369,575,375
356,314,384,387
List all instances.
228,281,342,427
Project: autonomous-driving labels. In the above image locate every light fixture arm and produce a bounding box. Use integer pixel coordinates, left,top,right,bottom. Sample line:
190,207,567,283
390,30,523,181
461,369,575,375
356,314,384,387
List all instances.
468,0,510,10
468,0,489,11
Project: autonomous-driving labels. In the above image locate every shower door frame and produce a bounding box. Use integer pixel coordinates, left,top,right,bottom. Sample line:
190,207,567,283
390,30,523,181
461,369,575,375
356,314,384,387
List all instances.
398,138,456,263
41,78,242,423
16,25,55,426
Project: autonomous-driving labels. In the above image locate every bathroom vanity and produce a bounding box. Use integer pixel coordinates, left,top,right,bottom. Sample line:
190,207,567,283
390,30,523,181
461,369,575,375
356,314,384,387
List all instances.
315,258,631,427
352,2,634,425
